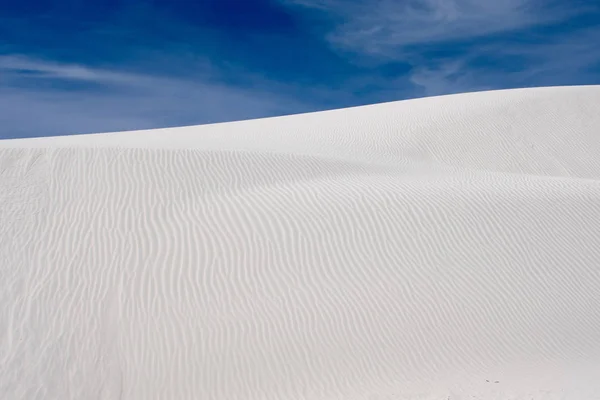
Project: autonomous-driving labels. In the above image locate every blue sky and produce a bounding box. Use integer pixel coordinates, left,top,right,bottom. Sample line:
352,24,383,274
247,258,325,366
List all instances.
1,0,599,138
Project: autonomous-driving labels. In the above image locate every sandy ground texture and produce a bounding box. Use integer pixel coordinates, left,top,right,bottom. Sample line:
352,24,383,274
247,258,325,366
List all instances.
1,86,600,400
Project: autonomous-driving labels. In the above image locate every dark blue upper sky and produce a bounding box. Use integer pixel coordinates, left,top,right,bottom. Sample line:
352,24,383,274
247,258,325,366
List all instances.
1,0,600,138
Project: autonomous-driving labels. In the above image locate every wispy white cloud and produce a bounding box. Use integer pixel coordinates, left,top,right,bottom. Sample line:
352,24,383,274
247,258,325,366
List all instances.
283,0,600,97
0,55,129,82
284,0,576,59
409,59,488,96
0,56,315,138
408,27,600,96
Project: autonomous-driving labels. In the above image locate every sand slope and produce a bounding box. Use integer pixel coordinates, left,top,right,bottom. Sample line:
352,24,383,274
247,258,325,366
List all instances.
1,86,600,400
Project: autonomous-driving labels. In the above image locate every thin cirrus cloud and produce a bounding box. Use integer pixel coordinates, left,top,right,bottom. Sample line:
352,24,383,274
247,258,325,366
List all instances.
0,55,315,139
0,0,351,139
282,0,600,96
409,27,600,96
283,0,584,57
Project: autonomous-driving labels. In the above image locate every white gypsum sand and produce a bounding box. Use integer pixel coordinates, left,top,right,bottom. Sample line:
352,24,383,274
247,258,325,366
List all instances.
1,85,600,400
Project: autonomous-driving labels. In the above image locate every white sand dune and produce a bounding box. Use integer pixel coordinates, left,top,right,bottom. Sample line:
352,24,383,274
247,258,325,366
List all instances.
1,85,600,400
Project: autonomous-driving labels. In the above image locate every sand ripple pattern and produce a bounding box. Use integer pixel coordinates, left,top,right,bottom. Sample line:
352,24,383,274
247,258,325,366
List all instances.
1,86,600,399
